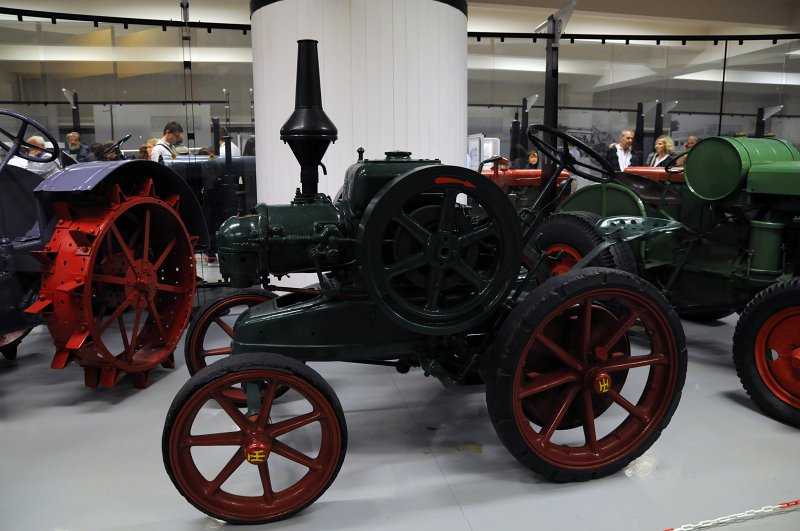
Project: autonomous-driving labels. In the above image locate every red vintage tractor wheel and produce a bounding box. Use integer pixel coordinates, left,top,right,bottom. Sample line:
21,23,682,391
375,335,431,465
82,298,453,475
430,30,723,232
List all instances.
184,289,275,376
733,278,800,427
36,178,195,388
531,211,637,280
163,352,347,524
485,267,686,481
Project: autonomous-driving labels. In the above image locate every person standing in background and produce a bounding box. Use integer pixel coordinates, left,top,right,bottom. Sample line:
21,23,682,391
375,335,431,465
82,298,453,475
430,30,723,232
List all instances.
151,121,183,163
218,126,241,158
605,129,641,171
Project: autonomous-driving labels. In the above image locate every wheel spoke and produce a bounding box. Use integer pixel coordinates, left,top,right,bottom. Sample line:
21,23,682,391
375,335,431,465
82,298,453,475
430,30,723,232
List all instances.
203,346,232,358
269,411,323,438
607,388,651,422
212,390,252,430
424,268,446,311
110,222,137,269
601,308,642,353
142,207,151,262
456,221,496,247
117,315,130,352
580,389,599,452
206,450,247,494
147,298,168,338
385,252,427,279
258,463,275,505
394,211,431,245
533,332,583,372
437,188,459,233
255,381,278,428
452,259,488,291
92,273,128,286
153,236,178,270
517,370,578,399
185,431,244,447
213,317,235,339
97,291,137,334
125,306,144,362
271,440,322,471
156,282,189,294
539,385,580,442
602,353,668,372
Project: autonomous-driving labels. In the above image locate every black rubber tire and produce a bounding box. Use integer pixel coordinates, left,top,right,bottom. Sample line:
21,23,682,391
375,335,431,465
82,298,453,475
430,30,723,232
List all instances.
163,352,347,524
531,211,638,277
733,278,800,427
485,267,687,482
183,288,275,375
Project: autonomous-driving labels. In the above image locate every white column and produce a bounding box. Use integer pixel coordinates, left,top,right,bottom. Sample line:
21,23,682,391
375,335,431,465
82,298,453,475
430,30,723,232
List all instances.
251,0,467,203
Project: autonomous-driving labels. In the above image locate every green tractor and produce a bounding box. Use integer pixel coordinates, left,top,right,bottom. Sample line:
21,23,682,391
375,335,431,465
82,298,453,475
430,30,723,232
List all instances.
527,124,800,427
161,41,688,524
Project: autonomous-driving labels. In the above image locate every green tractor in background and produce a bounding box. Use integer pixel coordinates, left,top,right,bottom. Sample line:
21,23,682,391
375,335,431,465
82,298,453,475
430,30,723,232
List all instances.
527,124,800,427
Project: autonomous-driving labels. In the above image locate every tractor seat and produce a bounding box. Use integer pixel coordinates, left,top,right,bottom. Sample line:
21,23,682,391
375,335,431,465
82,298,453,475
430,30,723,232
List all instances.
615,171,681,206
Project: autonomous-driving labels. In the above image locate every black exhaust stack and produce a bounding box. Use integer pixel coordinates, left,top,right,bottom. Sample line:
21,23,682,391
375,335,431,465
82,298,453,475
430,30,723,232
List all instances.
280,39,338,203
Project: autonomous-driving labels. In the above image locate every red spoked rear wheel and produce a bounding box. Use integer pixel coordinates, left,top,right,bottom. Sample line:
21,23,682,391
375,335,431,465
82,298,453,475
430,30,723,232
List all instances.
163,352,347,524
34,178,195,388
486,267,686,481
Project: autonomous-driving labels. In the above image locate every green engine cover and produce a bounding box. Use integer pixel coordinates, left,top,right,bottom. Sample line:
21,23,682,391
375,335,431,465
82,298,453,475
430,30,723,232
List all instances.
340,151,441,216
684,136,800,200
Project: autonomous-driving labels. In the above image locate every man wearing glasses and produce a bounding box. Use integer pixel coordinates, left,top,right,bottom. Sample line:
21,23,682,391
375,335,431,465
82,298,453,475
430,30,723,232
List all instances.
150,121,184,163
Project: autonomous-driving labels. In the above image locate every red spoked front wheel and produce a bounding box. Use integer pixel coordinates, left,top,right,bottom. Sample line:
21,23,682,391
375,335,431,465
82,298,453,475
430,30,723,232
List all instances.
486,267,686,481
163,352,347,524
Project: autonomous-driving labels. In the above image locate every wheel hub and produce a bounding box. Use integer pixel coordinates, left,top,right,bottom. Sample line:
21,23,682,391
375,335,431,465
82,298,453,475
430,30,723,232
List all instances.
427,232,459,268
125,259,158,303
243,437,272,465
589,371,613,394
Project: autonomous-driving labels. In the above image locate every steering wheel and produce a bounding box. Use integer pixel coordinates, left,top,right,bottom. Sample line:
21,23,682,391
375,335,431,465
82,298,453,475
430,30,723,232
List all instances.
0,109,60,175
527,124,615,183
99,134,132,160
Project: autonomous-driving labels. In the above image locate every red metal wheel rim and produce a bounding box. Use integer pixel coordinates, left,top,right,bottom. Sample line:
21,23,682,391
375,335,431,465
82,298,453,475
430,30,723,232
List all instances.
544,244,582,276
511,287,679,471
83,198,194,371
168,369,344,523
187,294,270,374
753,307,800,408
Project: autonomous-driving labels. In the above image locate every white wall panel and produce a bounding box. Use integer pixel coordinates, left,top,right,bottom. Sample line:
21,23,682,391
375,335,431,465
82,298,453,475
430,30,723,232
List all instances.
251,0,467,203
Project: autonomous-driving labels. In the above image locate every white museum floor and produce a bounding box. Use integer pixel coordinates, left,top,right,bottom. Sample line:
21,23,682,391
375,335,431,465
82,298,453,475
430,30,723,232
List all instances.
1,276,799,531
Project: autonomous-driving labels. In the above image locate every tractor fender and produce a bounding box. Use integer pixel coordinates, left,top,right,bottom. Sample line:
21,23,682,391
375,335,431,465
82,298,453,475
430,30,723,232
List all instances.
559,182,647,218
34,160,209,247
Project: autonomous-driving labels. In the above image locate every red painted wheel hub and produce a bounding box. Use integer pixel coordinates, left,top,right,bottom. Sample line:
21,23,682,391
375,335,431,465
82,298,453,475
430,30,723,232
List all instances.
544,243,582,276
27,177,196,388
754,308,800,408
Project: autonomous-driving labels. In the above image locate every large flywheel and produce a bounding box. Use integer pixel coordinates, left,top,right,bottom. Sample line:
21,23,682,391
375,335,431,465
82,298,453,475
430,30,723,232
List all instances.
357,165,521,335
31,176,196,388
